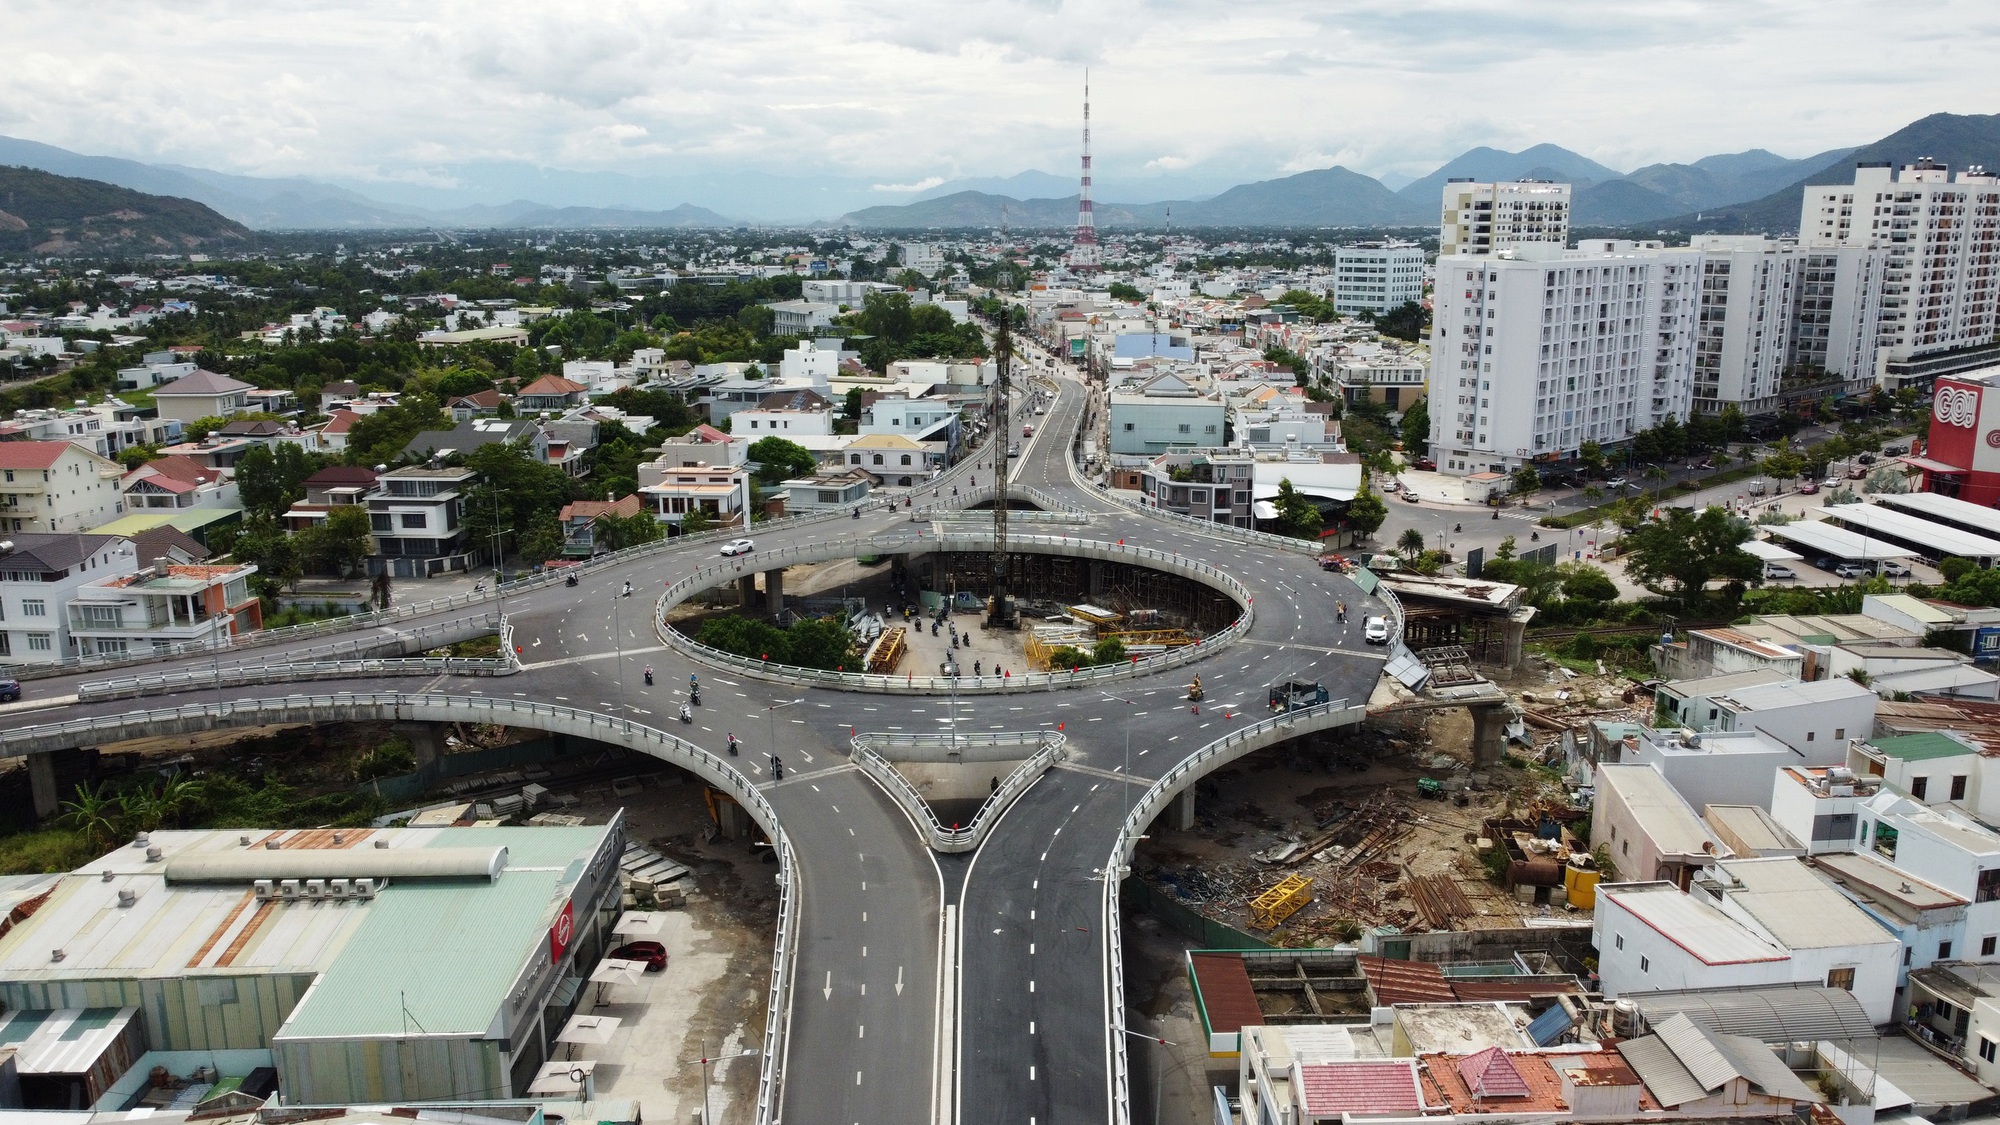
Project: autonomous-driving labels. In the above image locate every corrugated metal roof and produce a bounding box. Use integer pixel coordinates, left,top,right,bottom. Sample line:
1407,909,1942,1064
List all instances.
1632,985,1876,1042
1357,956,1454,1006
1189,953,1264,1040
1601,884,1788,966
0,1007,138,1075
1618,1034,1706,1107
1713,1032,1819,1103
1717,857,1902,951
1656,1012,1740,1092
275,866,566,1039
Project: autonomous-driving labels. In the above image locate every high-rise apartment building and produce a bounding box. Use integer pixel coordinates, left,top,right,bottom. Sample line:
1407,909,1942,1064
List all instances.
1688,236,1803,418
1801,160,2000,389
1440,180,1571,258
1331,241,1425,314
1428,240,1701,477
1790,245,1890,396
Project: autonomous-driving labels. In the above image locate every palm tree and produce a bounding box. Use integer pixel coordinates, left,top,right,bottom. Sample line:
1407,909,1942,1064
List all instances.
60,783,120,849
1397,527,1426,561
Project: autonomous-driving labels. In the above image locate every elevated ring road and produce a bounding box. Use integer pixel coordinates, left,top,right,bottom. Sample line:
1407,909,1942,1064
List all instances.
0,349,1390,1124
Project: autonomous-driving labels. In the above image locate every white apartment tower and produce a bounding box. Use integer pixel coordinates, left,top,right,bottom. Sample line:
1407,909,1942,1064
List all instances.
1440,180,1572,257
1331,241,1425,314
1801,160,2000,386
1428,240,1701,477
1688,236,1804,418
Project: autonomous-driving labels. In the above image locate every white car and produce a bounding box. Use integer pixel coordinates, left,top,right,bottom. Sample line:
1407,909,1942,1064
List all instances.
1363,616,1390,645
1380,480,1400,494
720,538,756,557
1881,561,1913,578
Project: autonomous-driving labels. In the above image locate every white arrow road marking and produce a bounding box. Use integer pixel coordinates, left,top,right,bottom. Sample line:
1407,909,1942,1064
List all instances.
823,972,832,1000
896,966,904,996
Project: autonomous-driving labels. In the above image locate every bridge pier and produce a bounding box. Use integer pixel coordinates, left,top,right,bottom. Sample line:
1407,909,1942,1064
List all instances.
1470,702,1509,767
1168,786,1196,831
737,574,756,607
28,753,58,821
393,723,443,769
1501,617,1528,670
765,568,785,616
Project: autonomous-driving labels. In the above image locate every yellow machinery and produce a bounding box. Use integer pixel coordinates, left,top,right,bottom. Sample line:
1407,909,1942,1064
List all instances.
865,627,907,673
1249,874,1314,930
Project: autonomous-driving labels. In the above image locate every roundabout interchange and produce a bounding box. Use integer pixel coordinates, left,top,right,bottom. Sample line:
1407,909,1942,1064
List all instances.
0,343,1393,1125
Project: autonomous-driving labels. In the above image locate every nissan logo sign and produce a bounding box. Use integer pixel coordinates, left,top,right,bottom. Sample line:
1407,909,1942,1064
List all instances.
1935,385,1980,428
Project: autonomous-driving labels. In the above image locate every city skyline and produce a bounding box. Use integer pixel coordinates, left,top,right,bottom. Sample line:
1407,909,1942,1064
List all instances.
6,0,2000,217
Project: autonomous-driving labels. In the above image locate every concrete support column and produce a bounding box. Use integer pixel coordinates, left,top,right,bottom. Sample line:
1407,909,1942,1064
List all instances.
737,575,756,607
765,568,785,617
394,723,443,769
715,796,748,841
28,753,58,822
1501,617,1528,671
1470,703,1508,767
1088,559,1109,597
1168,786,1196,831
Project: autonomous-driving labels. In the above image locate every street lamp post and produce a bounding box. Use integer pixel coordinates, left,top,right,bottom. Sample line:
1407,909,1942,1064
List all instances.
611,592,626,712
1114,1025,1179,1125
767,697,804,763
688,1045,759,1125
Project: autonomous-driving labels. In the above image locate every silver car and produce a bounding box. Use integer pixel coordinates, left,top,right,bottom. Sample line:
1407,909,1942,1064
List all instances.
1363,616,1390,645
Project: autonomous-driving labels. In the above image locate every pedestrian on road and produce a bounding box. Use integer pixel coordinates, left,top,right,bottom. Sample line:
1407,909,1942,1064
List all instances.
1336,600,1346,623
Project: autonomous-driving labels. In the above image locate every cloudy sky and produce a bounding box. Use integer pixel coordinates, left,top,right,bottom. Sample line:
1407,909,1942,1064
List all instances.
5,0,1997,215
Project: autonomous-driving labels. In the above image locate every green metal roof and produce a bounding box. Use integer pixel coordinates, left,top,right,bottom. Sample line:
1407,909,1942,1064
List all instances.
274,827,609,1041
1871,732,1976,762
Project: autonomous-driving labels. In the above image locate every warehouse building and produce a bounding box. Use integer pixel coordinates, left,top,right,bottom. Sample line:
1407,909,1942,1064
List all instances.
0,820,625,1107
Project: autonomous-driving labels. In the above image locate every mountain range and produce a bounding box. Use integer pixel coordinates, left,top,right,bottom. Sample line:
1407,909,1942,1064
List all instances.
0,166,247,254
9,113,2000,234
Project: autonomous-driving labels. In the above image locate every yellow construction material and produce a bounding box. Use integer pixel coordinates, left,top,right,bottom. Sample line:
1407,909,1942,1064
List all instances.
1565,857,1601,912
1099,628,1195,647
866,627,907,673
1249,874,1314,930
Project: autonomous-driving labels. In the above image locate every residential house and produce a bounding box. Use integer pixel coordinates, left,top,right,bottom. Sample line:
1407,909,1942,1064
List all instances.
1590,763,1730,890
0,441,125,533
1812,850,1969,992
763,299,838,335
313,409,361,454
1137,450,1257,529
1770,766,1886,857
1595,858,1901,1023
0,533,137,663
652,425,744,468
282,466,379,532
557,495,644,558
129,525,210,570
782,468,871,513
1656,674,1879,758
150,369,254,423
1848,731,1985,811
1613,1012,1823,1115
399,418,547,465
1624,726,1820,817
121,454,236,512
735,389,834,437
317,380,362,412
1903,963,2000,1086
859,395,960,450
115,359,196,392
844,433,938,487
65,560,262,658
514,375,588,414
1108,373,1226,455
1652,627,1806,682
637,460,750,531
365,466,478,578
446,389,507,421
244,388,298,416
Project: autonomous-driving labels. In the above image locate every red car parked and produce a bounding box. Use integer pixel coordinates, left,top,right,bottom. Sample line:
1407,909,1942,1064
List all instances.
610,941,668,971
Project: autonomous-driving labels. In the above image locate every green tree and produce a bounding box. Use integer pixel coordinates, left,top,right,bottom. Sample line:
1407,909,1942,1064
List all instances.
1578,440,1606,478
594,510,663,552
1399,398,1430,455
1107,282,1146,302
183,415,231,442
1344,482,1388,538
1398,527,1426,561
747,436,817,485
1092,636,1129,666
1271,477,1323,539
1556,561,1619,604
1510,465,1542,503
519,511,565,564
460,441,576,562
302,505,373,577
1621,506,1763,603
1761,438,1805,488
679,507,711,535
345,392,448,467
786,617,857,670
1371,300,1429,342
1495,535,1517,562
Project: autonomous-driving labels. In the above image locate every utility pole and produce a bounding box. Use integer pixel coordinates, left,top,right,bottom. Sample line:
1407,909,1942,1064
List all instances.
987,313,1014,628
486,489,510,606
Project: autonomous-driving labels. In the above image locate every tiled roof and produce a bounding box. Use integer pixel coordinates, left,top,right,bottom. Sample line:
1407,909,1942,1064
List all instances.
321,409,360,435
559,495,643,522
1188,952,1263,1040
1357,956,1454,1006
1457,1046,1531,1098
0,441,85,469
0,533,125,573
302,466,379,487
1297,1061,1421,1117
518,375,587,396
154,369,253,395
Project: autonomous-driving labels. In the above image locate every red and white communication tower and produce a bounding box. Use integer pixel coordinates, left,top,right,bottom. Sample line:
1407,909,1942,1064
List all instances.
1069,73,1100,273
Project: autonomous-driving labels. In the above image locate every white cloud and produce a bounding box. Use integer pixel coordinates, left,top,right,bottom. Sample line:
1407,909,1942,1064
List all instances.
3,0,1997,212
871,176,947,193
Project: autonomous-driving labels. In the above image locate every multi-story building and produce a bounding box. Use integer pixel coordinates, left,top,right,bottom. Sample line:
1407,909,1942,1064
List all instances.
1802,160,2000,390
637,460,750,531
1331,241,1425,314
1426,240,1701,477
0,532,136,663
1439,180,1571,258
365,466,478,578
1109,373,1226,455
1326,350,1428,410
0,441,125,533
1136,450,1256,529
1688,236,1804,418
734,389,835,437
150,369,254,423
65,560,262,658
1911,362,2000,505
282,466,379,532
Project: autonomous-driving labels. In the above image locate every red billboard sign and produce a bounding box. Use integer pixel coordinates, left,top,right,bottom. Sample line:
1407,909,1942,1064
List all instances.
549,900,574,960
